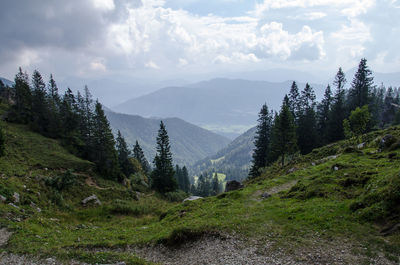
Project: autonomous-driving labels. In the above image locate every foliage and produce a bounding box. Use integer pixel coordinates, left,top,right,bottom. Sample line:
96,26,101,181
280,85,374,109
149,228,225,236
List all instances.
249,103,273,178
164,190,188,202
0,123,5,156
270,96,297,166
116,130,135,178
348,58,374,111
343,105,371,138
151,121,177,193
45,170,77,191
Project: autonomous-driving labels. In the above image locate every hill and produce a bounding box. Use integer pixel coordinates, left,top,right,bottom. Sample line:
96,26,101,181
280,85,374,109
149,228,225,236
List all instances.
105,110,231,166
113,78,324,138
1,108,400,264
190,126,256,180
0,77,13,87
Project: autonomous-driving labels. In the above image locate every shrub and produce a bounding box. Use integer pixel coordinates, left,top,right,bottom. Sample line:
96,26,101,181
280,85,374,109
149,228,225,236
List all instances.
164,190,188,202
45,169,76,191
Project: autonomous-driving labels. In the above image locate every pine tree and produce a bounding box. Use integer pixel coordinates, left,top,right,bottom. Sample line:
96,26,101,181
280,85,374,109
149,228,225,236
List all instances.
151,121,177,193
327,68,347,142
92,101,121,180
348,58,374,111
211,173,220,195
133,140,150,173
0,123,5,156
288,81,301,122
46,74,61,138
270,97,297,167
31,70,50,135
249,103,273,178
11,68,32,123
297,84,317,155
316,85,332,145
181,166,190,193
382,87,396,127
116,130,135,178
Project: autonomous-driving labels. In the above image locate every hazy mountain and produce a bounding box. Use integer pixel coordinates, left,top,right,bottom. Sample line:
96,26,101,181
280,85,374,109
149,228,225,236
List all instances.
114,78,324,138
0,77,13,87
190,126,256,181
105,110,231,166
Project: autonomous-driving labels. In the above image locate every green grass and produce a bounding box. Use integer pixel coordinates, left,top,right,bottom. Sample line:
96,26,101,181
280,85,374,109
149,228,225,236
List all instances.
1,116,400,264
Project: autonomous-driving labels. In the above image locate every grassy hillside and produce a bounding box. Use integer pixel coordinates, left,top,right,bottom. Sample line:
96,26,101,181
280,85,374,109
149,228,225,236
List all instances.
105,110,231,166
1,111,400,264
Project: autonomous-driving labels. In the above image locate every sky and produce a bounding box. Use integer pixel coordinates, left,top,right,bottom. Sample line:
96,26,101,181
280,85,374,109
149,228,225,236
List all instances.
0,0,399,103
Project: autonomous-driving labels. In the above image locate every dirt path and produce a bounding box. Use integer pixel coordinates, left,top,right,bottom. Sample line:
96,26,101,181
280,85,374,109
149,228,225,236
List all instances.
84,175,109,190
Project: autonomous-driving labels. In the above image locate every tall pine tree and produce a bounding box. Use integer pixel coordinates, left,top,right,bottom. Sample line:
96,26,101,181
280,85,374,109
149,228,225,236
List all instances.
288,81,301,122
270,96,297,167
297,84,317,155
116,130,135,178
133,140,150,173
348,58,374,111
316,84,332,145
31,70,49,135
327,67,347,142
151,121,177,193
92,101,121,180
249,103,273,178
11,68,32,124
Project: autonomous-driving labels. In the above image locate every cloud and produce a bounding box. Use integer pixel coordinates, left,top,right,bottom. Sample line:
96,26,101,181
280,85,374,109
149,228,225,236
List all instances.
0,0,398,86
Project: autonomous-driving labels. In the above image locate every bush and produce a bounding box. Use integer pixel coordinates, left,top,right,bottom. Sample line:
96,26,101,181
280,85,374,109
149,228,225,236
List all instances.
164,190,188,202
109,199,151,216
45,169,76,191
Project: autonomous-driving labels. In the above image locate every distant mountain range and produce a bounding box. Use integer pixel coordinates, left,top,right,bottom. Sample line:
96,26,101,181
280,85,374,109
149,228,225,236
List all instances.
113,78,324,138
105,110,231,166
0,77,13,87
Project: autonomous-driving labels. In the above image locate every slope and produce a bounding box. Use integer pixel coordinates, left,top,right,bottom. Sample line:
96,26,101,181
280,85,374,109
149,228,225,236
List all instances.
105,110,231,166
3,119,400,264
113,78,324,137
190,126,256,180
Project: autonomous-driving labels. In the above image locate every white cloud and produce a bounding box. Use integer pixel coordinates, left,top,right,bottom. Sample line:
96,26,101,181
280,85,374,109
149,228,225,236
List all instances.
91,0,115,11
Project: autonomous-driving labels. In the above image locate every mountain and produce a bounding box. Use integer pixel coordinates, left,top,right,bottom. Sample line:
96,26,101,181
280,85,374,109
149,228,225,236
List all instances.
105,109,231,166
113,78,324,138
190,126,256,180
0,77,13,87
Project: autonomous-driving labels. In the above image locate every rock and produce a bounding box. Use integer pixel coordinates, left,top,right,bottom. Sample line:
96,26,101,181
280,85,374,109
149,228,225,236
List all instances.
225,180,244,192
261,192,271,199
287,167,297,173
332,165,339,171
0,228,13,247
81,194,101,206
357,142,365,149
13,192,20,204
311,162,316,166
8,203,19,209
183,196,203,202
30,202,41,212
0,195,6,202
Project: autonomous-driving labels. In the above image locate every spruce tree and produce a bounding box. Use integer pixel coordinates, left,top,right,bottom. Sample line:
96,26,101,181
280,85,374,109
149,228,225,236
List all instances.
46,74,61,138
348,58,374,111
211,173,220,195
133,140,149,173
31,70,49,135
297,84,317,155
316,85,332,145
382,87,396,127
327,68,347,142
11,68,32,123
181,166,190,193
0,124,5,156
288,81,301,122
249,103,273,178
116,130,135,178
92,101,121,180
270,96,297,167
151,121,177,193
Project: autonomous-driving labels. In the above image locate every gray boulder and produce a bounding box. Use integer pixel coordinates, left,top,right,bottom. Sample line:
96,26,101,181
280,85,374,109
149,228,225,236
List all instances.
261,192,271,199
0,195,6,202
183,196,203,202
82,194,101,206
13,192,20,204
225,180,244,192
